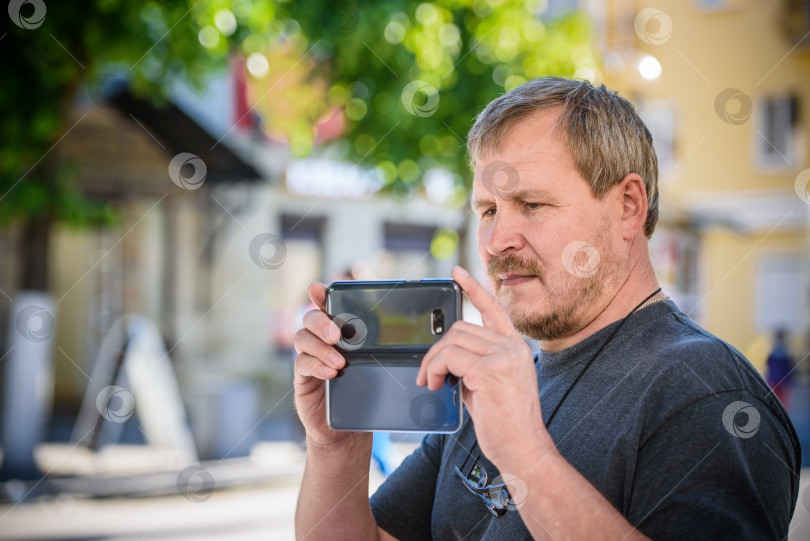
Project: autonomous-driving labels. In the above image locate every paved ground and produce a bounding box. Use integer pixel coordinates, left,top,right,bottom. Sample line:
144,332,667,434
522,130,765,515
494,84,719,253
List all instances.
0,441,395,541
1,483,302,540
1,442,808,540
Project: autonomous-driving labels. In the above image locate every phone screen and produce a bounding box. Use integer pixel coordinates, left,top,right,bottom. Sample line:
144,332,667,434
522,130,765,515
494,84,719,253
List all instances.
327,281,456,351
335,291,436,346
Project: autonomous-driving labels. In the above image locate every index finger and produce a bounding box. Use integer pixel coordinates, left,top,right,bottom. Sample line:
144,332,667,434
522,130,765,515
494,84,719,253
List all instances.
306,282,341,344
309,282,328,311
451,266,518,337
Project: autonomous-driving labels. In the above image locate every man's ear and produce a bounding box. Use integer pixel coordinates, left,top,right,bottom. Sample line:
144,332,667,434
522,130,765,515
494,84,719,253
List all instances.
615,173,648,240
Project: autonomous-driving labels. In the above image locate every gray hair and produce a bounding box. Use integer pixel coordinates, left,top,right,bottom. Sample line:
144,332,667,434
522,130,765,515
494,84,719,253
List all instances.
467,77,659,237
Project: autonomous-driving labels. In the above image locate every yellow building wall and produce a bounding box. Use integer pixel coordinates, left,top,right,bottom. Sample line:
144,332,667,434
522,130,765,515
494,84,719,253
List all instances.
701,229,804,372
605,1,810,360
626,0,810,196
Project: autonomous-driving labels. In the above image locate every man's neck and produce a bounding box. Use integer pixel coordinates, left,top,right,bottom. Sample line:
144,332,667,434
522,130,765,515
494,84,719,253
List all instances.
539,246,661,353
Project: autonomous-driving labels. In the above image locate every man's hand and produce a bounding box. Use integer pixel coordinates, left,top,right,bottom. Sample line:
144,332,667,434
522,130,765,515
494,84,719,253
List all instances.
293,282,371,449
293,284,386,541
416,266,552,468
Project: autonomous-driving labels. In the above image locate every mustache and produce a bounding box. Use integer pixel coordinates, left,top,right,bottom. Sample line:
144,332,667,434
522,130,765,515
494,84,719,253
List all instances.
487,254,544,282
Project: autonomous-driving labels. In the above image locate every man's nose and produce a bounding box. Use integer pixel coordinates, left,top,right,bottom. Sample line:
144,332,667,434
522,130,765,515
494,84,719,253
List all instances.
485,211,525,256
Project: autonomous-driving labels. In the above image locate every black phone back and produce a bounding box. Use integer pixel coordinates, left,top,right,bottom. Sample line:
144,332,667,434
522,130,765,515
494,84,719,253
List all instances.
325,279,463,433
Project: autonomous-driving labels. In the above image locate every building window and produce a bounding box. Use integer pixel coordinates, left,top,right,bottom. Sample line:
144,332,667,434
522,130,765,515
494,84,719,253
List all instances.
780,0,810,47
379,222,440,280
755,94,800,170
755,254,803,333
281,214,326,241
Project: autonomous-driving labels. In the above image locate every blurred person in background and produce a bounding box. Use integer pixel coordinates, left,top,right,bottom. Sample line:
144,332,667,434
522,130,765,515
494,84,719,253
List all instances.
766,328,795,408
292,77,800,540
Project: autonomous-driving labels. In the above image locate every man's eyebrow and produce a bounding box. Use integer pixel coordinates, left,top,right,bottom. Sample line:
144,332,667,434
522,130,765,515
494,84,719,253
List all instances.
471,197,493,210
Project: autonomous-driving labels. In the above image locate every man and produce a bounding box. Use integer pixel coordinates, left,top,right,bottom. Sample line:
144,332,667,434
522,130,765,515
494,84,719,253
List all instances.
293,77,800,540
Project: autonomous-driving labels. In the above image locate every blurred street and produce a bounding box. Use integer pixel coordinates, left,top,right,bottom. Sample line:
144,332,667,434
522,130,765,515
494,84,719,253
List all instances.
1,440,808,540
0,440,405,541
1,483,302,541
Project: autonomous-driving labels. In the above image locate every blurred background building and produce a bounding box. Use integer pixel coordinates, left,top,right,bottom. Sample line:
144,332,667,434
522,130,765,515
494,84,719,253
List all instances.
601,0,810,374
2,69,469,453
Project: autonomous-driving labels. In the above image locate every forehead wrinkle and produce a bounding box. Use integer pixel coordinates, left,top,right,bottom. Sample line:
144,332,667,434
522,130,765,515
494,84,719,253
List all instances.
502,187,557,201
472,158,550,192
507,139,569,172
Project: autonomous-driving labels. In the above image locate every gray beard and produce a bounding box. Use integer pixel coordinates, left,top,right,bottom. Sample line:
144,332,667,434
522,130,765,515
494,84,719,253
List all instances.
501,237,622,341
505,273,604,341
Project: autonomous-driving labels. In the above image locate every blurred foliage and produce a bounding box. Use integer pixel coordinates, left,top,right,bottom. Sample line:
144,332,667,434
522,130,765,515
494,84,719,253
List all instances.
0,0,598,226
235,0,600,200
0,0,222,225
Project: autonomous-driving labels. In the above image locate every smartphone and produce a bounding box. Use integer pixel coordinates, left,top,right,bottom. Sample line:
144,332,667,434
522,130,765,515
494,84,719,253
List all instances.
325,279,463,433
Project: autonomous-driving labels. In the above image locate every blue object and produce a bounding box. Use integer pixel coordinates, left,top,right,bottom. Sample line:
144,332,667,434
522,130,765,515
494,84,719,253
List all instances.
371,432,400,476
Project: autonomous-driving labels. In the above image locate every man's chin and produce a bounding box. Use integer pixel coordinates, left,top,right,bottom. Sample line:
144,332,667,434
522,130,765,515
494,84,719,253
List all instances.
508,306,579,341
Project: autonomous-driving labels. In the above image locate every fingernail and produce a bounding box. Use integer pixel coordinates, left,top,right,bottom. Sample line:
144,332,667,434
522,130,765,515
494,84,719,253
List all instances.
454,266,469,278
328,324,341,343
328,352,343,368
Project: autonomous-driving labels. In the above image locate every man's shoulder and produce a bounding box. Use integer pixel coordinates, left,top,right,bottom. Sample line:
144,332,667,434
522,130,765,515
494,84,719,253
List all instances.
633,301,763,391
627,301,791,433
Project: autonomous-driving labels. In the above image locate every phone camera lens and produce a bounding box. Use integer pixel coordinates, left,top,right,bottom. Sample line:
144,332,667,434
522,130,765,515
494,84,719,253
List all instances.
432,309,446,335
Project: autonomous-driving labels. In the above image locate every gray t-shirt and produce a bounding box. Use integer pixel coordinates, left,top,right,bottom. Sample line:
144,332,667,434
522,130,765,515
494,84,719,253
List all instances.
370,301,801,540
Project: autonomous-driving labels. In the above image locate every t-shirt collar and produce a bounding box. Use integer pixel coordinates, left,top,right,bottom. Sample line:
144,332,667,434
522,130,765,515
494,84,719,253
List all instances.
535,300,674,375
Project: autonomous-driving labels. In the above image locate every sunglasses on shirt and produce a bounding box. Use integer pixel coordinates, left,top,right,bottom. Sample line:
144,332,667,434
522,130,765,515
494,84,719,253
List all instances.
454,441,513,517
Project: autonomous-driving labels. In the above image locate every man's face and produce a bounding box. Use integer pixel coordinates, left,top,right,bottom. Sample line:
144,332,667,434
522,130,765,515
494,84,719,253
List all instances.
471,109,625,341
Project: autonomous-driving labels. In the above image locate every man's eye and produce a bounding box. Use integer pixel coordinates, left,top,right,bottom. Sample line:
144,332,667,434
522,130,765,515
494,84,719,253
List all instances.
524,202,542,210
481,208,496,218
